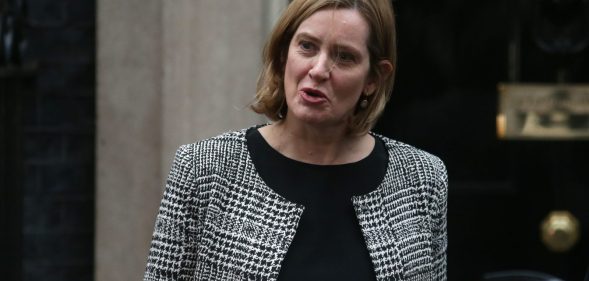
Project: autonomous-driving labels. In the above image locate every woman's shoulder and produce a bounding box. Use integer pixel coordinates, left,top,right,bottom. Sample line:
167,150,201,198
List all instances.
169,127,256,177
173,126,258,166
180,127,250,152
373,133,447,178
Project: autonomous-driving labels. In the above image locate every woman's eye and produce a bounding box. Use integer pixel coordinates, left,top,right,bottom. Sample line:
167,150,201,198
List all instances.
337,52,355,63
299,41,315,51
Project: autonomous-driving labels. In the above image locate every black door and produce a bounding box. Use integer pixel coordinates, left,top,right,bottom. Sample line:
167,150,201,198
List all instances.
375,0,589,280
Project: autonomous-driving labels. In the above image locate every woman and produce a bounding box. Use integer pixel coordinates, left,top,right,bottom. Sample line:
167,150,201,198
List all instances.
144,0,448,280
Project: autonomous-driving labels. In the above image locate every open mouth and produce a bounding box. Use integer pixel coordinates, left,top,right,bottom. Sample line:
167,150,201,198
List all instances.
306,91,321,97
302,88,326,99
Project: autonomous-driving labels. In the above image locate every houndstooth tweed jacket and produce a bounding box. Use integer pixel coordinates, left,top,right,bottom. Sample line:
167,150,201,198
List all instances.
144,127,448,281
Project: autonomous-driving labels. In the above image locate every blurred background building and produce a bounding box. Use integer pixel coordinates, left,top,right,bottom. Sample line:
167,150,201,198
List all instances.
1,0,588,280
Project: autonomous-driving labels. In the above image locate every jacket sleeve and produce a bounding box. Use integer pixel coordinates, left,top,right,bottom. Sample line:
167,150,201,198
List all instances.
144,144,198,281
431,157,448,280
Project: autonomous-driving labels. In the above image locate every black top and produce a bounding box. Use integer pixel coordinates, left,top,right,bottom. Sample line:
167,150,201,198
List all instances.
246,128,388,281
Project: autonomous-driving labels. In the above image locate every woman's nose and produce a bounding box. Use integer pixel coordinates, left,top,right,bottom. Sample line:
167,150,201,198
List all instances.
308,54,331,81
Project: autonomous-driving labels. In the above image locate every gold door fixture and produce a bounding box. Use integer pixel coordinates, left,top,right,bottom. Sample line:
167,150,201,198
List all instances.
540,210,580,253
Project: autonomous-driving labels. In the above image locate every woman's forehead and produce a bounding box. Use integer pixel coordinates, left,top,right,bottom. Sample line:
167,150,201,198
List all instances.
294,8,370,47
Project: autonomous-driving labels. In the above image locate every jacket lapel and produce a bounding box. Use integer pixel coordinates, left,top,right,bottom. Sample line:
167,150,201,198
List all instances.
353,190,405,281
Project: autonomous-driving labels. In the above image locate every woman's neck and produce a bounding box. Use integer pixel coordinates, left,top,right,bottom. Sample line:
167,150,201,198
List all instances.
259,120,374,165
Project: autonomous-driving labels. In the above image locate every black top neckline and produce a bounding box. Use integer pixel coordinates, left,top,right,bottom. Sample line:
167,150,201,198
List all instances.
246,127,388,200
252,128,380,169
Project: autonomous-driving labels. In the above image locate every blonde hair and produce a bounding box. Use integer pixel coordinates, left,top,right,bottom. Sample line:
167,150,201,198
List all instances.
251,0,397,135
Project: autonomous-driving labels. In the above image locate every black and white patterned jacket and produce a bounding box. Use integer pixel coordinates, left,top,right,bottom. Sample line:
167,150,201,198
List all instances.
144,128,448,281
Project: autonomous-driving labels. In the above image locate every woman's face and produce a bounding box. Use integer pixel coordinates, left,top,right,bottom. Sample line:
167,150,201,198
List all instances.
283,8,375,130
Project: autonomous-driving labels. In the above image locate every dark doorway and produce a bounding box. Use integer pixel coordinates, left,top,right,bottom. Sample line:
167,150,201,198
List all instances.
1,0,96,280
375,0,589,280
0,65,32,281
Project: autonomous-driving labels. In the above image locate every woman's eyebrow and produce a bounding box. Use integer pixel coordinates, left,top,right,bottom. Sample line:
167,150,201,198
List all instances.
293,31,320,42
334,43,362,55
294,31,363,54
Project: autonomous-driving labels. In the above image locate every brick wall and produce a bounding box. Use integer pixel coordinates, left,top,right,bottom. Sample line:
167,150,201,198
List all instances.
21,0,95,280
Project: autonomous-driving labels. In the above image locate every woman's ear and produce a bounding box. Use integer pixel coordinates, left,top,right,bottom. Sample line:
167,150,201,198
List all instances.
377,59,394,80
365,60,393,96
